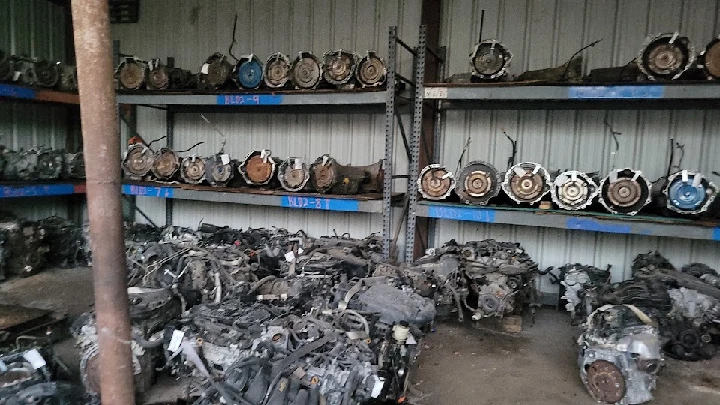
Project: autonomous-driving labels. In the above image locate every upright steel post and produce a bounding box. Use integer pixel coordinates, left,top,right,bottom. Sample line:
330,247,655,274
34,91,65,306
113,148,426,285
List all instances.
70,1,136,404
405,26,426,261
382,27,397,260
166,110,174,226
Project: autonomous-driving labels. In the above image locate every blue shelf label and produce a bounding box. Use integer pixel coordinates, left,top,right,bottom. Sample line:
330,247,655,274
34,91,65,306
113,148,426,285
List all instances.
566,218,632,234
568,85,664,99
0,184,75,198
426,205,496,223
217,94,283,105
122,184,174,198
281,195,359,212
0,84,36,100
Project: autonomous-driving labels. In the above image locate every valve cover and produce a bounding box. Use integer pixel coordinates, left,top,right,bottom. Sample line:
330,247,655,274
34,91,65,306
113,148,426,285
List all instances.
122,144,154,180
637,32,694,80
599,168,652,216
233,55,263,89
278,157,309,192
322,49,357,86
664,170,717,215
417,164,454,200
551,170,599,211
470,40,512,80
264,52,291,88
455,161,500,205
180,155,206,184
151,147,180,180
502,162,550,205
356,51,386,87
290,52,322,89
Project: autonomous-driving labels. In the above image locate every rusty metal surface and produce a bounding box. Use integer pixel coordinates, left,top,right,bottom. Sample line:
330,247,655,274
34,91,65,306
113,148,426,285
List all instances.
0,304,50,330
70,0,136,403
585,359,627,403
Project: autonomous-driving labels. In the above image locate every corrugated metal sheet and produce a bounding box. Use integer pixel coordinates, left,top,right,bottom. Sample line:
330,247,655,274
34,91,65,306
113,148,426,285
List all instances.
437,0,720,290
113,0,421,245
0,0,72,219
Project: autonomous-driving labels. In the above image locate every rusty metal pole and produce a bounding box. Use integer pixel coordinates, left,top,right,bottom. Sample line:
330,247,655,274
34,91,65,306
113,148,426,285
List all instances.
70,1,136,404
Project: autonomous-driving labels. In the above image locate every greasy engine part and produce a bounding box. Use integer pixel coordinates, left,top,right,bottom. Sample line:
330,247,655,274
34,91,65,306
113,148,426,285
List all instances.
0,49,13,81
455,160,500,205
35,149,64,180
599,168,652,216
278,157,310,192
502,162,551,205
588,63,643,83
637,32,695,81
551,170,599,211
558,263,611,324
310,155,344,193
38,216,87,267
122,143,154,180
290,51,322,90
63,151,85,179
517,56,583,82
198,52,233,90
3,382,81,405
239,149,280,186
204,153,235,187
309,155,377,195
56,63,78,92
470,40,512,80
662,170,717,215
356,51,386,87
263,52,291,89
33,60,60,88
116,56,147,90
14,59,37,87
0,217,49,277
146,59,195,90
358,160,384,193
322,49,357,86
180,155,206,184
417,164,455,200
578,305,663,405
151,147,181,181
3,150,38,181
233,54,264,89
0,350,52,400
699,37,720,79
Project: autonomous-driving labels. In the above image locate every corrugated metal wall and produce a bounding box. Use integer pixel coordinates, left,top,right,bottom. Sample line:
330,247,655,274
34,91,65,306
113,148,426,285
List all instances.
0,0,74,219
112,0,421,244
436,0,720,291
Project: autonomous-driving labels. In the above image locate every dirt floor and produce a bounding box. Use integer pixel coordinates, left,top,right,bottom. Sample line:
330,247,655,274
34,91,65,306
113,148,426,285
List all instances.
2,268,720,404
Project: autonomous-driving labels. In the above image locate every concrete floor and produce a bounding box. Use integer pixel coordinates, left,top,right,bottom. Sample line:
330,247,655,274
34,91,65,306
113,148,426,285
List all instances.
3,268,720,405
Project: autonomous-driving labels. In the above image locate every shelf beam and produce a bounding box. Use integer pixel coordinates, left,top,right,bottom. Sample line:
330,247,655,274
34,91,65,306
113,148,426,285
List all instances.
0,83,79,105
0,183,85,198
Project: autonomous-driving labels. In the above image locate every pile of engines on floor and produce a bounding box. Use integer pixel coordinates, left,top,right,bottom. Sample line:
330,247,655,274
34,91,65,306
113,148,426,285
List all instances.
0,214,88,283
123,142,383,195
71,224,435,404
551,253,720,404
0,147,84,181
419,160,718,218
0,49,78,91
464,31,720,83
116,49,385,91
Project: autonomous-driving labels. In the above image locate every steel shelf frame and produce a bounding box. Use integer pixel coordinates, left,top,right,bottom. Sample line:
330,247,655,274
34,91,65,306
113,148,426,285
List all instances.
0,83,80,106
116,27,425,260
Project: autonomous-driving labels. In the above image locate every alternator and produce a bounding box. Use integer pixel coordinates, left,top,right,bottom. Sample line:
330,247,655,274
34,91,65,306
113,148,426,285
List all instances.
470,40,512,80
278,157,309,192
599,168,652,216
198,53,232,90
239,149,279,185
356,51,386,87
551,170,599,211
116,57,147,90
122,143,154,180
322,49,357,86
455,161,500,205
151,147,180,181
34,60,60,88
637,32,694,80
204,153,234,187
290,52,322,89
233,54,263,89
417,164,454,200
699,37,720,80
263,52,291,88
36,149,64,180
502,162,550,205
180,155,205,184
663,170,717,215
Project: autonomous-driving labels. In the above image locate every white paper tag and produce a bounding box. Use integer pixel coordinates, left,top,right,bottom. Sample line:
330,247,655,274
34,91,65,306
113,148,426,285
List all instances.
12,71,21,81
220,154,230,165
370,376,385,398
168,330,185,353
284,251,296,262
293,158,303,170
23,349,47,369
0,360,7,372
406,333,417,345
200,63,210,75
424,87,448,99
298,247,304,254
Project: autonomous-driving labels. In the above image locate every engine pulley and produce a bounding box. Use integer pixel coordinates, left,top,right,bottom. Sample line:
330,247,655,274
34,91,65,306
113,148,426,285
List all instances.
551,170,599,211
637,32,694,80
180,155,206,184
264,52,291,89
199,53,232,90
34,59,60,88
322,49,357,86
151,147,180,180
417,164,455,200
116,57,147,90
278,157,310,192
122,143,154,180
664,170,717,215
699,37,720,79
290,52,322,89
356,51,386,87
204,154,234,187
502,162,550,205
233,54,263,89
239,149,279,185
599,168,652,215
455,161,500,205
470,40,512,80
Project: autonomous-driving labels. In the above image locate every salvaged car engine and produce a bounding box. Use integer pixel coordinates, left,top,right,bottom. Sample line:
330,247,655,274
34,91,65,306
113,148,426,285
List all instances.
557,263,611,324
578,305,663,405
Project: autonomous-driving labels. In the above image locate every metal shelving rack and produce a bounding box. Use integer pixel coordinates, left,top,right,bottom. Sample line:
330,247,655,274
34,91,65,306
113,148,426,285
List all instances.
407,69,720,258
0,83,80,105
117,26,424,260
